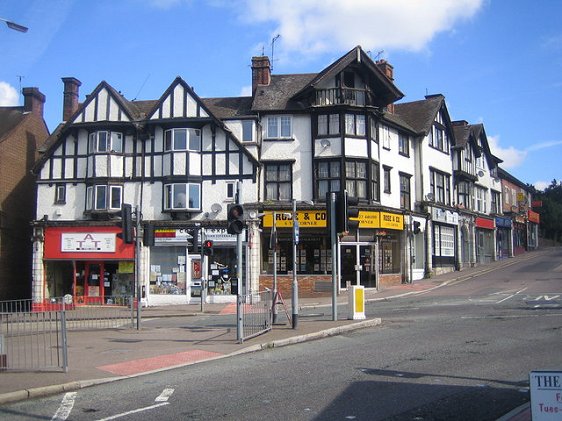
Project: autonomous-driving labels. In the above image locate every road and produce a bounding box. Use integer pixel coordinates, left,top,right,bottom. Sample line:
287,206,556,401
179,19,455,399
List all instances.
2,249,561,420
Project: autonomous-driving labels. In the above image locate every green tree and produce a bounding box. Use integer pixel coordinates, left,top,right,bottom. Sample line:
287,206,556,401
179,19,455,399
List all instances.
535,180,562,243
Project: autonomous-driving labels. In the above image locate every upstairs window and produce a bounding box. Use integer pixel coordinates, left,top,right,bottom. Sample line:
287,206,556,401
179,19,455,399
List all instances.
266,116,292,139
430,169,451,205
399,173,411,210
242,120,253,142
383,166,392,193
164,128,201,151
317,114,340,136
398,133,409,156
474,186,487,213
345,160,367,199
164,183,201,210
265,163,292,200
86,185,122,211
429,124,449,153
316,160,341,199
89,131,123,153
345,114,366,136
371,161,380,202
55,184,66,204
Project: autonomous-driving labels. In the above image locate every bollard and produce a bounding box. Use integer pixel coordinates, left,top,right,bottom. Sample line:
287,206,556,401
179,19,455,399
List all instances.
348,285,366,320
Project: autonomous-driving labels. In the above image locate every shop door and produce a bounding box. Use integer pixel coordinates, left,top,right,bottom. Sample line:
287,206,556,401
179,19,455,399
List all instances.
340,243,376,289
85,262,103,304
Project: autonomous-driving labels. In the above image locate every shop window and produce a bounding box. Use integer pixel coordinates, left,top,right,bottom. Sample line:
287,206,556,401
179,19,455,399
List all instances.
433,224,455,257
89,131,123,153
164,183,201,211
379,239,400,274
149,246,188,295
262,231,331,274
86,185,122,211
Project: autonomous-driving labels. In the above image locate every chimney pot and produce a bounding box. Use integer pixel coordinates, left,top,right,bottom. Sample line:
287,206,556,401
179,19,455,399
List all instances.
376,59,394,82
22,87,46,118
61,77,82,122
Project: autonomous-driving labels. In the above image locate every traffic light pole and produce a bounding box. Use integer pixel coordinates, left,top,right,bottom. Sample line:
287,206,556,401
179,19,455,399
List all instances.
200,227,206,313
235,182,244,342
329,192,338,321
135,205,142,330
292,199,299,329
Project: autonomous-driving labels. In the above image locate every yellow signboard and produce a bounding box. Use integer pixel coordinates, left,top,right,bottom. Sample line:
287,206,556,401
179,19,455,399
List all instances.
351,211,404,230
380,212,404,230
262,211,327,228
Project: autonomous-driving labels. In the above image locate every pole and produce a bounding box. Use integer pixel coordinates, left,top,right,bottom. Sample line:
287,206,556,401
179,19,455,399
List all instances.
236,182,244,342
272,212,278,324
292,199,298,329
135,205,142,330
200,227,206,313
330,192,338,321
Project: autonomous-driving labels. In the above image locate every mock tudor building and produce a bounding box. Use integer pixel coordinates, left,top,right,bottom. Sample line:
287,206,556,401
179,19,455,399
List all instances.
30,45,535,307
0,88,49,300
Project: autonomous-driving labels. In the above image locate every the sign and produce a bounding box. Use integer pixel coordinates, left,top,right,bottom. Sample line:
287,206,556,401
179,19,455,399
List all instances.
380,212,404,230
432,207,459,225
61,233,116,252
352,211,404,230
517,192,526,203
155,228,196,244
532,200,543,208
530,371,562,420
262,211,327,228
118,261,134,274
495,216,512,229
475,217,495,230
528,210,540,224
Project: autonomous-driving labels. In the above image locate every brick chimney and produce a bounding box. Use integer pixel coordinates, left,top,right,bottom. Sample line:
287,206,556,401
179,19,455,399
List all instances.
62,77,82,122
376,60,395,114
22,87,45,118
251,56,271,95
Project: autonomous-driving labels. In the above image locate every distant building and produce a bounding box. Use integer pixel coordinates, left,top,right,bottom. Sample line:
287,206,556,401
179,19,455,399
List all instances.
0,88,49,300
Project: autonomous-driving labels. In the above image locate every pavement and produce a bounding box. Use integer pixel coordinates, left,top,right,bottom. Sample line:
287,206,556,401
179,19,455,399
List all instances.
0,252,545,419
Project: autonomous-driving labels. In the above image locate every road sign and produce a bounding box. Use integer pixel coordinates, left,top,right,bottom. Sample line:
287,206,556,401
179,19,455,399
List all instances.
530,370,562,420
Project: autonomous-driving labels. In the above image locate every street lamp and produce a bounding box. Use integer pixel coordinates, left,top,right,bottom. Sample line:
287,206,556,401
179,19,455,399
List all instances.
0,18,28,33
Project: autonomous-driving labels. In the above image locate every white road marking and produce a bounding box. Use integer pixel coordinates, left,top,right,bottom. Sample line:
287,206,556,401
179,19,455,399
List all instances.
51,392,77,421
95,403,169,421
155,387,175,402
94,388,174,421
496,287,528,304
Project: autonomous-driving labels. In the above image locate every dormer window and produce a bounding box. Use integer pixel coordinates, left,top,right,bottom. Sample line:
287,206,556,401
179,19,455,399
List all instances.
164,128,201,151
89,131,123,153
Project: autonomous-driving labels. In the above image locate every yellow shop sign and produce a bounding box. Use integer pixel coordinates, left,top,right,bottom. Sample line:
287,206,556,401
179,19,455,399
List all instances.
262,211,327,228
351,211,404,230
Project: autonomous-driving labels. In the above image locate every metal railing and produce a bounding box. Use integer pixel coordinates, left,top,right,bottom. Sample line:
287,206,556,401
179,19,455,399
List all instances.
237,290,272,343
0,296,134,371
0,310,67,372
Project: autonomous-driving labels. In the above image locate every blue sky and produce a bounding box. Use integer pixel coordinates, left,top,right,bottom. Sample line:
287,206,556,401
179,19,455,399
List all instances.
1,0,561,190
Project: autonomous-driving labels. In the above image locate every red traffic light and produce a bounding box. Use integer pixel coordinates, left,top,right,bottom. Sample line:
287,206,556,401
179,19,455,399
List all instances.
202,240,214,256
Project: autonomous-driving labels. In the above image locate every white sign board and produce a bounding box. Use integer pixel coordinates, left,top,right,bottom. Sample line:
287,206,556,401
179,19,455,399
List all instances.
61,233,116,252
530,371,562,420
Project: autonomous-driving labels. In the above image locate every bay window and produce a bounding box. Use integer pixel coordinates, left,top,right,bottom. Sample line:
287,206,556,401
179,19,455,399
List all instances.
345,160,367,199
316,160,341,199
164,128,201,151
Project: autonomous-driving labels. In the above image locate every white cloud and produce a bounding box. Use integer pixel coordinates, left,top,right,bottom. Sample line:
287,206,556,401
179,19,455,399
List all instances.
487,135,527,169
240,85,253,96
239,0,484,58
0,82,19,106
533,181,549,191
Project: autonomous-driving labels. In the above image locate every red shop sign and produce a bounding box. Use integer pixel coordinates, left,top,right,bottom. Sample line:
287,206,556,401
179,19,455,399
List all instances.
475,217,495,230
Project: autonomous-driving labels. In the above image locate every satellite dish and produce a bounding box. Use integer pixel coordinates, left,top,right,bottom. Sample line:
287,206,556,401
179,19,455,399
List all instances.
425,193,435,201
477,170,485,177
320,139,331,148
211,203,222,214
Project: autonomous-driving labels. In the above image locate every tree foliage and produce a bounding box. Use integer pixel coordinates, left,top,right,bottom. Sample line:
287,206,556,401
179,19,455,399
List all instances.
534,179,562,242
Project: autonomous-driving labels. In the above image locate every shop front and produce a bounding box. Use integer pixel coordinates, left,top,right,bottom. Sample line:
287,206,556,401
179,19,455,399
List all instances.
147,226,241,305
39,226,135,307
475,216,495,264
512,215,527,255
430,207,459,275
495,216,512,259
527,210,540,250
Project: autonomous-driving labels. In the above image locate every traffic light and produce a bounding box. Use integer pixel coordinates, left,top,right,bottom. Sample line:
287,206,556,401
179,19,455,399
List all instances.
335,190,359,233
413,221,421,234
117,204,134,243
227,204,244,235
143,223,155,246
202,239,214,256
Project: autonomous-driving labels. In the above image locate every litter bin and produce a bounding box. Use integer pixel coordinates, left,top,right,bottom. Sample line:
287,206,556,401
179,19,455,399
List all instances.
348,285,366,320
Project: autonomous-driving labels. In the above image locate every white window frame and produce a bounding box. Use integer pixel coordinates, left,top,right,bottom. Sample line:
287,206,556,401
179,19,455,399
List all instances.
164,183,201,211
86,185,122,211
164,128,201,151
266,116,292,139
89,131,123,153
242,120,253,142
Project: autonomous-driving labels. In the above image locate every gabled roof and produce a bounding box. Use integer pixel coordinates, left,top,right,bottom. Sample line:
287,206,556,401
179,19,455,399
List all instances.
470,122,502,165
291,46,404,107
393,95,445,136
202,96,254,119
